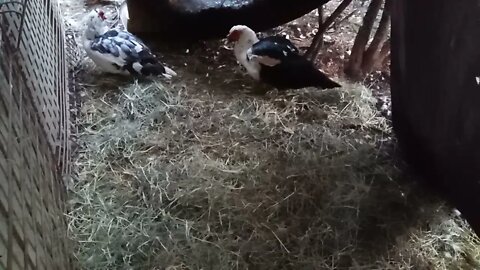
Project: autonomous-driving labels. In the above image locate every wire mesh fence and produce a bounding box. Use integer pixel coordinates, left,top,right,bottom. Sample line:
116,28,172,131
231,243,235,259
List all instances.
0,0,77,269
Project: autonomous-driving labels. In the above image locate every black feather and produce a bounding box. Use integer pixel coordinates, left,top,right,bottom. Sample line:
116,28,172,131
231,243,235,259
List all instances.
261,36,300,54
102,29,119,38
259,54,341,90
132,50,166,76
251,36,299,60
90,29,167,76
249,36,341,90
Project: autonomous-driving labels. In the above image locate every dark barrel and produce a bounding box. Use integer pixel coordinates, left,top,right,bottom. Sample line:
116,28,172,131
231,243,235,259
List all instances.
125,0,330,42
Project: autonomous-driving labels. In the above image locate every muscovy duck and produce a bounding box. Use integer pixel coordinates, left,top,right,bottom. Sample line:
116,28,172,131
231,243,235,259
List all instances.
83,9,176,78
226,25,341,90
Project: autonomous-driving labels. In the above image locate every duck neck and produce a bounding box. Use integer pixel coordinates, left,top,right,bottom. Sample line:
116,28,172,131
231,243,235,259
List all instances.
84,23,108,41
234,33,259,62
233,32,260,79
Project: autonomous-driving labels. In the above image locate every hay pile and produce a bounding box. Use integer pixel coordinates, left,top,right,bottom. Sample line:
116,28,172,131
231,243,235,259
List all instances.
67,75,480,269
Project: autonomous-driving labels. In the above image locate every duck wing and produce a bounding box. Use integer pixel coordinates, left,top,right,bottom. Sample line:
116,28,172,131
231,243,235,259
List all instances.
259,36,300,54
89,29,175,77
259,53,341,90
246,36,300,67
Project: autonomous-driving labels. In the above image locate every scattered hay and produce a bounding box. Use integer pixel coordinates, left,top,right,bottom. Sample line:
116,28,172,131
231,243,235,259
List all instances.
68,78,480,269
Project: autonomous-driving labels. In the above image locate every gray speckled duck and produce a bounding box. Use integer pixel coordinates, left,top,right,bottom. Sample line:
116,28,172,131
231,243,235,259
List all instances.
82,9,176,79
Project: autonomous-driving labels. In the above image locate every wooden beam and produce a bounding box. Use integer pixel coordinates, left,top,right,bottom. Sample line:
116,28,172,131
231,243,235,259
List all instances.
391,0,480,235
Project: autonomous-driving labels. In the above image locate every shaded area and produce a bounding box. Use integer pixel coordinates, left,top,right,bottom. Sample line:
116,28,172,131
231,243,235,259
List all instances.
391,0,480,235
126,0,330,41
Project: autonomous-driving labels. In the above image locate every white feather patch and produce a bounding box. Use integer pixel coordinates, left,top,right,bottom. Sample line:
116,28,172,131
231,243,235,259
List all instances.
246,48,281,67
134,44,143,53
162,73,173,79
253,54,281,67
132,62,143,73
164,66,177,77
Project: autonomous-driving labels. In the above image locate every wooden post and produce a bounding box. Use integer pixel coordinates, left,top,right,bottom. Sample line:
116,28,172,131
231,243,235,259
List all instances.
390,0,480,235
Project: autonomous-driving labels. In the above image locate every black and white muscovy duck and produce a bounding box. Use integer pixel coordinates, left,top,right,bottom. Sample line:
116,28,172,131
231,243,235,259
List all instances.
226,25,341,90
83,9,176,78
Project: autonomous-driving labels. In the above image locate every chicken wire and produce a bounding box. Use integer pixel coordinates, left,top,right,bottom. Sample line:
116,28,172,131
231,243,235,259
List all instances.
0,0,78,269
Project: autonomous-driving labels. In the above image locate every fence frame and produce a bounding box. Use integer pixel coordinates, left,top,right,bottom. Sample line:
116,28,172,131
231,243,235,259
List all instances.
0,0,76,268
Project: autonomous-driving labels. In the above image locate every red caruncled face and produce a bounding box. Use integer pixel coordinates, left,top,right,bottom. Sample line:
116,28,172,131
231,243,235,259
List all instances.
227,30,241,42
97,10,106,20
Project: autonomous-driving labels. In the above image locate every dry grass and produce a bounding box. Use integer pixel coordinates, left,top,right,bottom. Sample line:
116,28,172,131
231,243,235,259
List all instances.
67,74,480,269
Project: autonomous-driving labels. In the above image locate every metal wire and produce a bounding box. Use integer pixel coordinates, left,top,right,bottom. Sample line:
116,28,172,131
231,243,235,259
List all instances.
0,0,75,267
15,0,28,48
0,1,24,15
0,0,28,49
